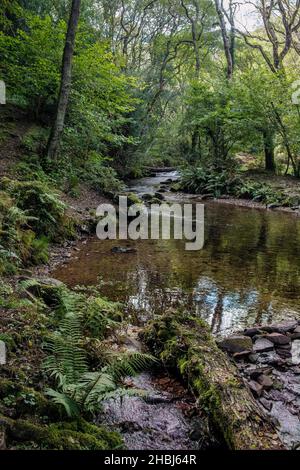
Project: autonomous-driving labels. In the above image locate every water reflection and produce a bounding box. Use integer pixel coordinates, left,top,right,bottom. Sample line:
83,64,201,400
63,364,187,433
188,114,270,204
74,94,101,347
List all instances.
54,200,300,335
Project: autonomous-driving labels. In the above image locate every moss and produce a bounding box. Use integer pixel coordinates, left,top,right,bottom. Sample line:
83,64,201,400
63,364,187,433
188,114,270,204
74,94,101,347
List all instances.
0,415,123,450
142,310,282,450
0,379,60,419
126,192,143,206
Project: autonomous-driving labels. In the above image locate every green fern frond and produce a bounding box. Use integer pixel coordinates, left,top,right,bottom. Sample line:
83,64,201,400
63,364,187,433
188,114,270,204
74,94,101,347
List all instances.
46,389,80,418
107,352,158,382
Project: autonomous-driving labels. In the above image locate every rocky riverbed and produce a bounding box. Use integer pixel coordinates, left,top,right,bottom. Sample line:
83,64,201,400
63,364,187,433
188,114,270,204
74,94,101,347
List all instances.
218,321,300,449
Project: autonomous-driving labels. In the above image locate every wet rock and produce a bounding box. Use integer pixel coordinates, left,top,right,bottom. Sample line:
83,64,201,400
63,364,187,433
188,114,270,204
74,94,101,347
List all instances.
248,353,259,364
233,350,252,359
217,335,253,354
142,193,154,202
275,322,298,333
154,192,165,201
266,333,291,346
277,349,292,359
259,398,273,412
244,327,263,337
119,421,143,433
268,203,280,210
257,351,285,367
292,340,300,365
111,246,137,254
189,426,203,441
291,326,300,340
253,338,274,353
276,344,292,351
249,367,272,380
248,380,263,398
257,374,274,391
262,322,298,334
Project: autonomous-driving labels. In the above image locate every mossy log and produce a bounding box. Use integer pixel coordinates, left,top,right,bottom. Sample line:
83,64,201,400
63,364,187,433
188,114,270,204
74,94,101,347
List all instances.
143,312,284,450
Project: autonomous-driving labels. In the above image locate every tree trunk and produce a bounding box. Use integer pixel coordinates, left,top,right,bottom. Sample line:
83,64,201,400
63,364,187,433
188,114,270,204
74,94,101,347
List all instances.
263,130,276,172
46,0,81,160
214,0,234,80
143,312,284,450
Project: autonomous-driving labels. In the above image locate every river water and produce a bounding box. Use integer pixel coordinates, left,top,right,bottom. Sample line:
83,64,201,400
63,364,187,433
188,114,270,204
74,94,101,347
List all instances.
54,172,300,336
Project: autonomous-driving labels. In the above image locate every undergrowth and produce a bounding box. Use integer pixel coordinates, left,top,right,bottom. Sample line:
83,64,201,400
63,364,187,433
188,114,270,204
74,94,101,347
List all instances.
180,166,299,207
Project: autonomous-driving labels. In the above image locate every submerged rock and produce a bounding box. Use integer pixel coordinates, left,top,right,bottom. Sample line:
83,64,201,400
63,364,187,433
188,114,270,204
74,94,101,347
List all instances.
111,246,137,254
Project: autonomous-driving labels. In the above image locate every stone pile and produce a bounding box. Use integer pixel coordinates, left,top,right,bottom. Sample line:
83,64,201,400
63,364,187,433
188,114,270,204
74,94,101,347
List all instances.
217,321,300,449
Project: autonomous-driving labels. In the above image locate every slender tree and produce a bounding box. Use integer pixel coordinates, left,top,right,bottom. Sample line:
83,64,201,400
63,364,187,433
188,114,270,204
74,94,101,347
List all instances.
46,0,81,160
214,0,235,79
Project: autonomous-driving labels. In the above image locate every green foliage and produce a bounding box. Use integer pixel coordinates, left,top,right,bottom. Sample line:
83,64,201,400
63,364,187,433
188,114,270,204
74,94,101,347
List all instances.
180,165,241,197
1,178,71,240
43,287,156,418
0,177,74,274
0,14,64,113
80,152,125,196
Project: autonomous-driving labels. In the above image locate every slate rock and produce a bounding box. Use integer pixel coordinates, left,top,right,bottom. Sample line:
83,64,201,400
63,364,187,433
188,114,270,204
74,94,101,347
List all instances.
233,350,252,359
244,327,263,337
253,338,274,353
257,374,274,390
248,353,259,364
266,321,298,333
276,344,292,351
249,367,272,380
276,349,292,359
248,380,263,398
291,326,300,340
259,398,273,412
266,333,291,345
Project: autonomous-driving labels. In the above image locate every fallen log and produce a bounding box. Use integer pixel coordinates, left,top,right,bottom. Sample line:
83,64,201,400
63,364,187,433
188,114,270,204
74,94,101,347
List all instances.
142,311,284,450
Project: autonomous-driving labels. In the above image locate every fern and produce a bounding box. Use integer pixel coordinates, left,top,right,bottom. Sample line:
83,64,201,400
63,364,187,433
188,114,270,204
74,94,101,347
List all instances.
106,352,158,382
44,313,88,387
43,288,157,418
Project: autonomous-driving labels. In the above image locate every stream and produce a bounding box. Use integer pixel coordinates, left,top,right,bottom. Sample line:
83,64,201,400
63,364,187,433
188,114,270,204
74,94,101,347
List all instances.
53,171,300,449
54,171,300,336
